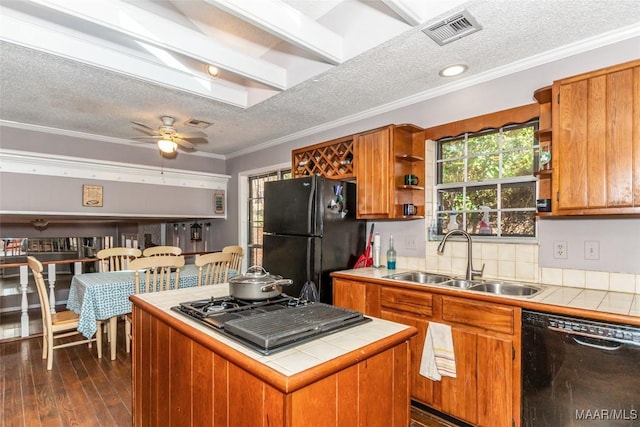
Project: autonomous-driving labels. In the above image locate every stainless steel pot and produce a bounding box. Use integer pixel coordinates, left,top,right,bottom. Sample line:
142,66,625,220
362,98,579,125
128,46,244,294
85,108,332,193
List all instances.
228,265,293,300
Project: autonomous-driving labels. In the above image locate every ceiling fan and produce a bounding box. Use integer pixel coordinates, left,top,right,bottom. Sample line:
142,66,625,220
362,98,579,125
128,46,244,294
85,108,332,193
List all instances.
130,116,208,154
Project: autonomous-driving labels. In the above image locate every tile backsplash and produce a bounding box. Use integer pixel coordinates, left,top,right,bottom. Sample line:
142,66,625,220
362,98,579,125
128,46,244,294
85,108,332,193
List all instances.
394,241,640,295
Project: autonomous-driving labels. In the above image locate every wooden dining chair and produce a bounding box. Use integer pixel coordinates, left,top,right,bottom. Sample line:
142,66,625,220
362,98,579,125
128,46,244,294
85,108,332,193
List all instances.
195,252,233,286
96,247,142,272
142,245,182,257
27,256,101,370
124,255,186,353
222,245,244,273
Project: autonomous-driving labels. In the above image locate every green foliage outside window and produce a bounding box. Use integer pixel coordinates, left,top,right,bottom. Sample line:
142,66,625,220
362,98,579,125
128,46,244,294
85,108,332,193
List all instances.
436,121,538,238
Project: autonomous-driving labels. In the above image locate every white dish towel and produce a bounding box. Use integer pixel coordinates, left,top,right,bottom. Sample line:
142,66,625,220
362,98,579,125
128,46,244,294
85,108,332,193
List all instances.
419,322,457,381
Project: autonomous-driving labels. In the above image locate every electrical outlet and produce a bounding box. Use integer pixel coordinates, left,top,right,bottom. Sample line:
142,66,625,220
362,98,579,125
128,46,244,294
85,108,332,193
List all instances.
584,241,600,260
553,241,568,259
405,237,416,250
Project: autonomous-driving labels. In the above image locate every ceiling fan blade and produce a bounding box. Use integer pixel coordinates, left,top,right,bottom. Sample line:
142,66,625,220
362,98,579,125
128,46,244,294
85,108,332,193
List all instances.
131,136,161,140
131,121,160,136
175,139,195,150
178,131,207,139
131,120,156,131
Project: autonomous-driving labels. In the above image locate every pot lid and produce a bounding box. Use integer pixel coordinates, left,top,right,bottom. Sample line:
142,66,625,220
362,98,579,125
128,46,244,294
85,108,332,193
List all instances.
228,265,284,285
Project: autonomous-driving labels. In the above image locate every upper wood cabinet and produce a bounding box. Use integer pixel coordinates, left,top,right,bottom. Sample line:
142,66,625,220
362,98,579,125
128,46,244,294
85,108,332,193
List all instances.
552,59,640,215
354,124,425,219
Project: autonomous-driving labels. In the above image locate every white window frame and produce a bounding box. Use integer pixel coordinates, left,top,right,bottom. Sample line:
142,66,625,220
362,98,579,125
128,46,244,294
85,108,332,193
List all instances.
434,120,539,242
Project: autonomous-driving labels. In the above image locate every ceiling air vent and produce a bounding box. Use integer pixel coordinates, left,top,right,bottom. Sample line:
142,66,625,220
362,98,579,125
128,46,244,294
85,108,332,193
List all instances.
422,9,482,46
184,118,213,129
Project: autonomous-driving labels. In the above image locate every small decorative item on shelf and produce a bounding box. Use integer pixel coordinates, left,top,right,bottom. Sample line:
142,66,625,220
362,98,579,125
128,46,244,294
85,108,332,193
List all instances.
404,174,418,186
403,203,415,215
539,150,551,171
536,198,552,212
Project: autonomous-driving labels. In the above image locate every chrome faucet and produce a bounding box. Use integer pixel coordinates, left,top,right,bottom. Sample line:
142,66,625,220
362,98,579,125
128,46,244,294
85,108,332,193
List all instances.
437,229,485,280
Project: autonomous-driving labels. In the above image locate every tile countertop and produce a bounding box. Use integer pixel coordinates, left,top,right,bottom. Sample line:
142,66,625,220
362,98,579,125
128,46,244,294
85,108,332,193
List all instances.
333,268,640,323
131,284,415,377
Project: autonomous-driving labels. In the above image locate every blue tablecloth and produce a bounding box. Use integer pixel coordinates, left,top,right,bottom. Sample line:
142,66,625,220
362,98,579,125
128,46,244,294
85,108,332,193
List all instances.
67,264,200,339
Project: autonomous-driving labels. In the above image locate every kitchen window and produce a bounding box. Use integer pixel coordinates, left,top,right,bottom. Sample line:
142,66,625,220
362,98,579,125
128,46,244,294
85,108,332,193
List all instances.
435,120,539,238
247,168,291,266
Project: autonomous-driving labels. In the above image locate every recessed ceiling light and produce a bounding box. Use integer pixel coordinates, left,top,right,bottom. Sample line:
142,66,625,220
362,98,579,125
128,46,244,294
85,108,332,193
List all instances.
439,64,468,77
206,65,220,78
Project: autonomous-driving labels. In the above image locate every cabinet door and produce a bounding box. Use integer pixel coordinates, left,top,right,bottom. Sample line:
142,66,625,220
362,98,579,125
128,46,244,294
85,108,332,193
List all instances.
554,60,640,214
381,310,435,407
333,278,367,312
355,127,392,218
477,333,515,427
440,327,478,425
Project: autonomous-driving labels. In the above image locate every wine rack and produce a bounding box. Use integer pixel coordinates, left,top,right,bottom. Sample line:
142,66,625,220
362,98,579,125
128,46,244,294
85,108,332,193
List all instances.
292,135,354,179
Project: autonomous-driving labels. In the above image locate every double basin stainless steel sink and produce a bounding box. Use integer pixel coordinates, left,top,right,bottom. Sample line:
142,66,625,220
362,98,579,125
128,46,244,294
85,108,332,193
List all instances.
384,271,545,298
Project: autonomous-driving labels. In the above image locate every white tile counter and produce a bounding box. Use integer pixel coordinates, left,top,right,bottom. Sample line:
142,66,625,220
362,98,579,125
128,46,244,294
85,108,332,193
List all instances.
132,283,414,376
334,267,640,320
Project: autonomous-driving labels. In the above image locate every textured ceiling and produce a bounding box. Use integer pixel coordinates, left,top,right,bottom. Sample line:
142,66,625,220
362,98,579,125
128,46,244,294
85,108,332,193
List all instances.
1,0,640,158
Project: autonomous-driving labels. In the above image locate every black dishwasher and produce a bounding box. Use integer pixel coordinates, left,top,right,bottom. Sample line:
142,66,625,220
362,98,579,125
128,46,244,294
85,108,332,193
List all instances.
522,310,640,427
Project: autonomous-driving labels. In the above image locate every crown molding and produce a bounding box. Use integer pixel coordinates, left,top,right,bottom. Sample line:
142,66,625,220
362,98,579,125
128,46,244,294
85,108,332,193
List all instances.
0,120,227,160
0,149,229,190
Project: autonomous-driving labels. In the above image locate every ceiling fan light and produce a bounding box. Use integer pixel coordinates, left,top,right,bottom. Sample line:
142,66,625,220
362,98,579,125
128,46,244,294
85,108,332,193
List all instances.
158,139,177,153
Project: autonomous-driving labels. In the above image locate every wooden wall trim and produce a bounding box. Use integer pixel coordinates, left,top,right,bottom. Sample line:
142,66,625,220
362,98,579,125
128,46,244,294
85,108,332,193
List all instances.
424,103,539,141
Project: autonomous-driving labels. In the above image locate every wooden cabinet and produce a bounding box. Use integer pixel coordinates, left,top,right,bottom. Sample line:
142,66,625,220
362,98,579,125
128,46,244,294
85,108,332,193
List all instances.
333,278,367,313
354,124,426,219
333,277,520,427
292,134,354,179
440,296,519,427
552,59,640,215
379,287,435,407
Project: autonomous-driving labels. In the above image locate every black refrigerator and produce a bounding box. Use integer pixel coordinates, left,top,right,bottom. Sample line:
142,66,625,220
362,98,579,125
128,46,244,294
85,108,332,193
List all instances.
263,175,366,304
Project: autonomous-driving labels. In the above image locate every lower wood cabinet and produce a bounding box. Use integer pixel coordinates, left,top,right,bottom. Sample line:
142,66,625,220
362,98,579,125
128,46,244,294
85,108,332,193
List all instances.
333,277,521,427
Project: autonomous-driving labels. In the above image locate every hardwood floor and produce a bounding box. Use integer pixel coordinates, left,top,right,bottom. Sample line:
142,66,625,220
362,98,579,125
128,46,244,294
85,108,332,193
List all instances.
1,321,132,427
1,317,452,427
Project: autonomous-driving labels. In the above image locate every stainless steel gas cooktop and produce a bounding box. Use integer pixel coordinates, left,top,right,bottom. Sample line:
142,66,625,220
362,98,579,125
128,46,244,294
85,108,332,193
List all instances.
171,295,371,355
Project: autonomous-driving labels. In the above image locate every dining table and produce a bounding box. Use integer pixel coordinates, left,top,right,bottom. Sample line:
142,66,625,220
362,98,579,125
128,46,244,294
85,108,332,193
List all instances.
67,264,205,360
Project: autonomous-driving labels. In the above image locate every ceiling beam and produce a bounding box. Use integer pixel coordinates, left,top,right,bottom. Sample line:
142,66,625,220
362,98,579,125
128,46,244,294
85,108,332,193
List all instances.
25,0,288,90
0,8,249,107
382,0,469,26
204,0,344,65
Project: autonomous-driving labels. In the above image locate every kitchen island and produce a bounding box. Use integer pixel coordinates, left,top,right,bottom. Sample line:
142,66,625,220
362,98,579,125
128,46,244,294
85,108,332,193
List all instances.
129,284,417,427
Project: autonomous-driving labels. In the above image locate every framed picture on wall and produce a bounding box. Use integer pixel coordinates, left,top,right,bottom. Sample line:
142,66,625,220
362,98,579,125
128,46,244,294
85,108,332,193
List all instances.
82,185,103,207
213,191,225,215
